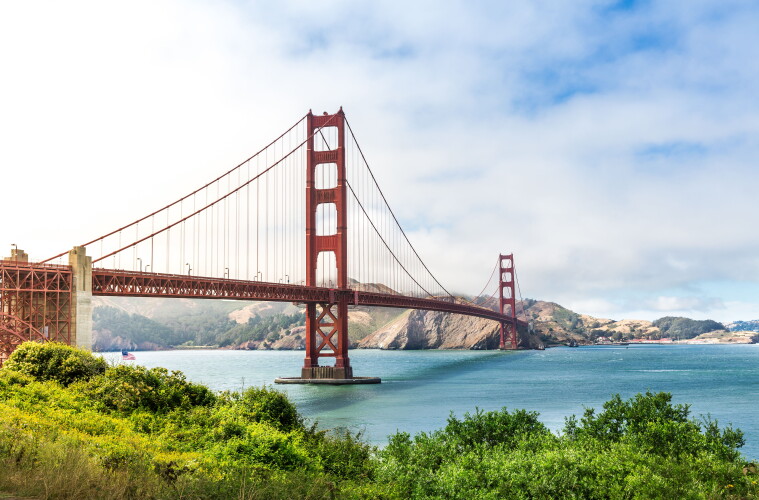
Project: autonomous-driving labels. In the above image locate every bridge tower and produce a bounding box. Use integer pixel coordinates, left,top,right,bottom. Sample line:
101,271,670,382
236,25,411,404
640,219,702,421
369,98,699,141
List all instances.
0,248,77,365
499,253,518,349
301,109,353,379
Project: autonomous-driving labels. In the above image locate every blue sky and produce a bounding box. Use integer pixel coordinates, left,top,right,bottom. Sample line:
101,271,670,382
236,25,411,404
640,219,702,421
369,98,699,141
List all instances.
1,0,758,323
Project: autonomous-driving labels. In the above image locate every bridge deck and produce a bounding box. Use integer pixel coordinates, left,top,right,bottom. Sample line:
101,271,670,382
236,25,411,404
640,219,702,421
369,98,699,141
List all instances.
92,269,522,326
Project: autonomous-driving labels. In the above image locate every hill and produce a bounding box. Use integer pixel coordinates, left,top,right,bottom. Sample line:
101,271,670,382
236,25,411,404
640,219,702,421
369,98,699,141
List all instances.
727,319,759,332
91,296,755,351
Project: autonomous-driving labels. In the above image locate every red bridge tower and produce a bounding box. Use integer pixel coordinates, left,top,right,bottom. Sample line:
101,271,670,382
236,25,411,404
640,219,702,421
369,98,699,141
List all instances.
302,109,353,379
499,253,518,349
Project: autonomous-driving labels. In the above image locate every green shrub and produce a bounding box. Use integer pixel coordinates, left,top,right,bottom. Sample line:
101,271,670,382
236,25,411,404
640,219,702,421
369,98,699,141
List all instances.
378,392,756,499
4,341,107,386
563,391,745,460
75,364,216,414
4,347,755,500
310,429,375,480
443,407,552,451
235,386,303,432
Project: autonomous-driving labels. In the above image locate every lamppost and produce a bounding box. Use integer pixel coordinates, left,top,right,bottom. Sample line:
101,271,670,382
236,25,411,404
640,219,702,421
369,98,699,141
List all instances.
145,265,151,273
186,263,192,275
224,267,229,279
137,257,143,273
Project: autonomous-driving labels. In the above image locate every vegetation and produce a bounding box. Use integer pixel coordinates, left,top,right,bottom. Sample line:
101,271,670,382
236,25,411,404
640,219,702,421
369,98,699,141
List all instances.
728,320,759,332
93,305,305,350
93,301,402,349
94,307,178,349
653,316,724,340
1,342,758,499
347,307,408,343
217,313,305,347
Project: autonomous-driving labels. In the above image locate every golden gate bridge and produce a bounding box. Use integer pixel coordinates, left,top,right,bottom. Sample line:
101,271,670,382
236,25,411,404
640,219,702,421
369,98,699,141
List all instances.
0,109,524,382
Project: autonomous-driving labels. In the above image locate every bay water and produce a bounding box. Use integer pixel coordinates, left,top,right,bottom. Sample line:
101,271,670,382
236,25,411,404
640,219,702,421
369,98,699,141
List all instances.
102,344,759,460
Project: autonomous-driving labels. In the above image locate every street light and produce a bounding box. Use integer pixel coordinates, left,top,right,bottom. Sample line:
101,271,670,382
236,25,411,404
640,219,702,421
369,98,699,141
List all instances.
137,257,143,273
186,263,192,275
224,267,229,279
145,265,151,273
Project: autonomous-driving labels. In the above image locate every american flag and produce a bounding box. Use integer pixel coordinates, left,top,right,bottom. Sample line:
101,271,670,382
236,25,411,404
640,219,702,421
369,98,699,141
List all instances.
121,350,136,360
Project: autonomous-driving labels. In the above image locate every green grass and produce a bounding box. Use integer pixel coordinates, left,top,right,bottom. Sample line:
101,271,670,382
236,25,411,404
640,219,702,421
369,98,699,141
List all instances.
1,342,757,499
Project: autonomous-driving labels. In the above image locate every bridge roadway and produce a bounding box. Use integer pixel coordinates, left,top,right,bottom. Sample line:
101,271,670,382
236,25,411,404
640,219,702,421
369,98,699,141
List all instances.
92,268,524,327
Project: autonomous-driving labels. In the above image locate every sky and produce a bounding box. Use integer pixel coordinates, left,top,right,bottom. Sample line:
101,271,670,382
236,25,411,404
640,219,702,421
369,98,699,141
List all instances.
1,0,758,323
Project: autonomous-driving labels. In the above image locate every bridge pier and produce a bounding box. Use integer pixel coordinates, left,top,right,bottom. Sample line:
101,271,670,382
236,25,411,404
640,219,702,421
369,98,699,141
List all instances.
68,246,92,350
1,247,75,364
275,108,379,385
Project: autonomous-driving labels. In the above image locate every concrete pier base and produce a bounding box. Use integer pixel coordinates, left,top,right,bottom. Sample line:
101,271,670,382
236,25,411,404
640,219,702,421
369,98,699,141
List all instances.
68,246,92,350
301,365,354,380
275,365,380,384
274,376,381,385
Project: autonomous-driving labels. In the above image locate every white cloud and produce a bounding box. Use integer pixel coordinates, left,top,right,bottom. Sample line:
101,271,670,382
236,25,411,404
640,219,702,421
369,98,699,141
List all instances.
1,1,758,321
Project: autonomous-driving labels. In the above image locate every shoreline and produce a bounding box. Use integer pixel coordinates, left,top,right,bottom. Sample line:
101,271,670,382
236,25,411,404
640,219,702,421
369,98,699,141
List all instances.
103,341,757,354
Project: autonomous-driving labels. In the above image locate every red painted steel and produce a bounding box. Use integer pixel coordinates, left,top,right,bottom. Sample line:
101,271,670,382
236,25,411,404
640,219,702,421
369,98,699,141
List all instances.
498,254,518,349
91,269,526,325
0,261,524,364
0,261,72,365
92,269,334,302
2,109,527,370
304,109,352,377
0,313,49,365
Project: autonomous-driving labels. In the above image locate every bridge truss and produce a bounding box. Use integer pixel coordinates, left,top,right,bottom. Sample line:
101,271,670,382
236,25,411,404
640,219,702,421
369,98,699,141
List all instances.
1,108,525,375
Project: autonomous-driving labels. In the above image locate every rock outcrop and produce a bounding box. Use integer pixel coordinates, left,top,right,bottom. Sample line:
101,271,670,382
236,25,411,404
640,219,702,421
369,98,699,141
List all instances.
358,301,543,350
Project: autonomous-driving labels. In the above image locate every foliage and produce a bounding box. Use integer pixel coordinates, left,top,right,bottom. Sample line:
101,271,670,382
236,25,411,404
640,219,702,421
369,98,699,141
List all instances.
3,341,107,386
74,364,216,414
563,391,745,461
217,313,305,347
94,303,307,348
0,342,380,499
728,319,759,332
653,316,724,339
378,392,757,499
346,307,407,343
93,306,177,349
552,306,584,334
2,342,758,499
234,386,303,431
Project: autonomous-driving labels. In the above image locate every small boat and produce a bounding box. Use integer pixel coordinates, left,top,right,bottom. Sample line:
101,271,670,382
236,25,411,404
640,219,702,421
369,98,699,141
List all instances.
567,339,579,347
121,350,136,360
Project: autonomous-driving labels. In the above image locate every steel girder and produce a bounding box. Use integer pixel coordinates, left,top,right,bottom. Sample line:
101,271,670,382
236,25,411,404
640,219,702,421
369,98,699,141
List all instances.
93,269,522,327
0,261,72,365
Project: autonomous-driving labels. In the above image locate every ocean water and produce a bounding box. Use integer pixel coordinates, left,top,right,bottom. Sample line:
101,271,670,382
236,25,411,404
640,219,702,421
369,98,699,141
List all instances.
102,344,759,460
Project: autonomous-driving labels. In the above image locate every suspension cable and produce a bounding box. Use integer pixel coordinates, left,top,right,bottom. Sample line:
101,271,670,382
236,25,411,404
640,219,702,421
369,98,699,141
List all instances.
92,114,337,264
344,115,454,299
42,114,309,263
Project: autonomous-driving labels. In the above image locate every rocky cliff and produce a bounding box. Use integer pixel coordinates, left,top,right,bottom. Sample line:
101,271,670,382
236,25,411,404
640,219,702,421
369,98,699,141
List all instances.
357,299,544,350
92,295,751,352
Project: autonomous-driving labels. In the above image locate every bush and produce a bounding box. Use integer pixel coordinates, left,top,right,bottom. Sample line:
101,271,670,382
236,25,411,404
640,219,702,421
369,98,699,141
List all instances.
443,407,552,451
563,391,745,460
309,429,375,480
76,364,216,414
378,393,756,499
4,341,107,386
235,386,303,432
653,316,724,339
4,347,755,500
